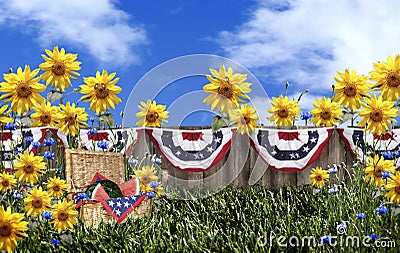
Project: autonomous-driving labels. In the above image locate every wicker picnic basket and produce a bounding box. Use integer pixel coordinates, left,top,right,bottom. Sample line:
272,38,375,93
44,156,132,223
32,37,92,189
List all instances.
64,149,152,227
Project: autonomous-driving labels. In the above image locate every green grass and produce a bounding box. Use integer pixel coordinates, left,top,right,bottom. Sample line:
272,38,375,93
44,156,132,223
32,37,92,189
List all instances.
15,164,400,252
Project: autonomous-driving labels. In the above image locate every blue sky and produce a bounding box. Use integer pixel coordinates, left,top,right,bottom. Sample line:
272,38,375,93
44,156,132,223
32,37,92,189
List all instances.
0,0,399,127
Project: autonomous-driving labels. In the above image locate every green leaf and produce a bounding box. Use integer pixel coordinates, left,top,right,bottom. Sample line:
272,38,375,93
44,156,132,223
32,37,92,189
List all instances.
212,115,229,132
46,90,63,103
98,113,114,129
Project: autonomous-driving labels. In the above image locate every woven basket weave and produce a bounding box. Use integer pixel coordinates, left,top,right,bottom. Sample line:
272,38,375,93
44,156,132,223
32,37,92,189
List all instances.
64,149,152,227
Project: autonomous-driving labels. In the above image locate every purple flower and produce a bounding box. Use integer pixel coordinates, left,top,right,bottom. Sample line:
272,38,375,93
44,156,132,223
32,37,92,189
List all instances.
150,181,159,188
4,122,16,131
31,141,41,148
376,206,389,215
43,151,55,160
300,112,312,120
382,171,392,180
356,213,366,220
88,128,98,135
97,141,109,150
147,192,156,199
44,138,56,146
41,211,53,220
51,239,61,245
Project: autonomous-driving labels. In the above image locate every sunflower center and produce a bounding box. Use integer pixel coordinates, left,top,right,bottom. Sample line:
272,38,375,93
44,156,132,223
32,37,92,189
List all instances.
66,114,76,125
57,210,69,221
242,115,251,125
278,108,289,118
52,61,66,76
94,83,109,99
0,221,12,237
23,163,34,174
32,197,43,208
218,78,234,99
16,82,32,98
52,185,60,192
146,111,159,123
40,113,52,124
1,180,10,187
344,83,357,97
370,109,383,122
374,166,383,178
141,176,150,185
321,109,332,120
315,175,322,181
386,71,400,88
395,185,400,194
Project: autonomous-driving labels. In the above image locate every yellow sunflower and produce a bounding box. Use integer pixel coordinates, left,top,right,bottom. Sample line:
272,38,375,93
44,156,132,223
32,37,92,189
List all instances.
0,65,45,115
333,69,370,111
0,206,28,253
310,97,343,127
358,94,397,135
136,100,169,127
154,183,164,198
57,102,88,136
369,54,400,101
0,105,13,125
47,176,68,199
385,172,400,204
310,167,329,188
203,65,252,116
14,150,46,185
134,166,159,185
0,173,17,193
31,102,62,127
51,199,78,232
79,70,122,114
24,186,51,218
39,46,81,91
268,95,300,126
230,104,259,134
364,155,396,187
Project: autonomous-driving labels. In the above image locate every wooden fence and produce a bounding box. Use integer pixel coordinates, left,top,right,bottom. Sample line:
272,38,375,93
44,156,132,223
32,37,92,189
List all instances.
130,127,357,191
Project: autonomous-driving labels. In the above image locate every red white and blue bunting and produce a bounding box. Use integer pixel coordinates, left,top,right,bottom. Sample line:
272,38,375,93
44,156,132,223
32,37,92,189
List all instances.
79,128,142,154
247,127,334,171
146,127,236,172
337,127,400,169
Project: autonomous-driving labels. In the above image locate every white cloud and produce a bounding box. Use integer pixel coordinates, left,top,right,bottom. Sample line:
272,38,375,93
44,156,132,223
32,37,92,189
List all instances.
217,0,400,93
0,0,147,66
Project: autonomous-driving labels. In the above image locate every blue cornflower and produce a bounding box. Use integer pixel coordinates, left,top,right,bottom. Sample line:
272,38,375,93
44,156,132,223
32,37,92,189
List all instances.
300,112,312,120
376,206,389,215
89,116,95,124
73,193,88,204
328,185,339,194
14,148,23,156
97,141,109,150
44,138,56,146
320,235,331,244
328,165,338,174
147,192,156,199
88,128,98,135
151,154,162,165
43,151,55,160
42,211,53,220
51,239,61,245
25,136,34,144
12,191,23,200
356,213,366,220
369,234,379,240
382,151,394,160
4,122,16,131
31,141,41,148
150,181,159,188
381,171,392,180
128,156,138,165
56,167,63,175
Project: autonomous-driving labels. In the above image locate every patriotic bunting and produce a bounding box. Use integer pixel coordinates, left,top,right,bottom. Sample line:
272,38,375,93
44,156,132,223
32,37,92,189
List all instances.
146,127,236,172
337,127,400,169
247,127,334,171
79,128,142,154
